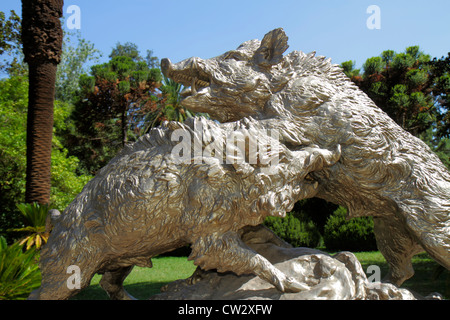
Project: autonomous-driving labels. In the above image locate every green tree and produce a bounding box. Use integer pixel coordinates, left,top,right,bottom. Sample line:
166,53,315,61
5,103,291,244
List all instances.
144,75,195,131
342,46,435,137
264,211,321,248
342,48,450,169
426,53,450,168
0,76,29,237
0,76,92,242
323,206,377,252
55,31,101,103
430,53,450,139
340,60,360,79
145,49,160,69
0,10,24,76
109,41,142,62
109,42,159,69
68,44,162,174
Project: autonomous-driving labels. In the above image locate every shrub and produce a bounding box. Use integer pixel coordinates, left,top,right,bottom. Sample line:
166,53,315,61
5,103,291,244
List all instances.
293,198,338,235
9,203,50,250
0,76,92,242
264,211,321,248
323,206,377,251
0,236,42,300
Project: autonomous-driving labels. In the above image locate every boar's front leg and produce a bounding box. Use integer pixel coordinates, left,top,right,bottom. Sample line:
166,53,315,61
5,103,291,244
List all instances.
189,231,307,293
99,266,136,300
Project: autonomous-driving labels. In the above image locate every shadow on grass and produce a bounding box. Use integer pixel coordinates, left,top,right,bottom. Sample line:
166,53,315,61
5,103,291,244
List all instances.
70,252,448,300
70,281,169,300
356,252,449,299
403,256,449,299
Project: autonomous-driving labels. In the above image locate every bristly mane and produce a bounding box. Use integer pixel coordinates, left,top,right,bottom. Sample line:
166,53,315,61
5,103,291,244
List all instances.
260,48,450,222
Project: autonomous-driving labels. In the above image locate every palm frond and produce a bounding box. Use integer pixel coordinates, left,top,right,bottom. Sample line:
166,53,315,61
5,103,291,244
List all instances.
0,238,41,300
16,203,49,227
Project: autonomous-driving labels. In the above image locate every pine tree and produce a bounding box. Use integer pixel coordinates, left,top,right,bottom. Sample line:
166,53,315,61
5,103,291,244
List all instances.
68,44,161,174
342,46,435,137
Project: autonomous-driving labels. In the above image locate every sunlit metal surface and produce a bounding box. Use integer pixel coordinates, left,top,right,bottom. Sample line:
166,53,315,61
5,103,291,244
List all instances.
32,28,449,300
31,116,339,299
152,231,438,300
163,28,449,289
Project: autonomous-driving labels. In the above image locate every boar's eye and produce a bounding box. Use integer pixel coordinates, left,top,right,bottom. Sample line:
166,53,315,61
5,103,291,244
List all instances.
224,50,245,61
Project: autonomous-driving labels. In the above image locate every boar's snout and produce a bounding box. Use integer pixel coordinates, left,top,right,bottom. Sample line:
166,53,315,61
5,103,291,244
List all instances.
161,58,172,78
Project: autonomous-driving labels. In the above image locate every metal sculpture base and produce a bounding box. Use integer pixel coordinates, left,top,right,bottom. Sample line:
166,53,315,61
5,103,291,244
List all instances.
150,241,441,300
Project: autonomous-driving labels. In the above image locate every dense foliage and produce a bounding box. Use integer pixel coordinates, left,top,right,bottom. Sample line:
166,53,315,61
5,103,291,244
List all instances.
341,47,450,168
323,206,377,251
264,212,321,248
0,76,92,242
9,203,51,250
430,53,450,139
0,236,41,300
64,44,163,174
0,10,22,76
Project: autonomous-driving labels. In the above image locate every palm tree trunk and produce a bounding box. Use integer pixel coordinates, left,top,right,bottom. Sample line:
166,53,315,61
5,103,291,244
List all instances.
21,0,64,205
25,62,58,204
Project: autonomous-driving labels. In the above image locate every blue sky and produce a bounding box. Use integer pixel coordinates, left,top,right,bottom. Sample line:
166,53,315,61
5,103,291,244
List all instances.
2,0,450,70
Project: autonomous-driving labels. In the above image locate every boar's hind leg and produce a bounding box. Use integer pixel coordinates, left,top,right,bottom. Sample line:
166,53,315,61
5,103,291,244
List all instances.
373,216,423,286
189,231,307,293
99,266,136,300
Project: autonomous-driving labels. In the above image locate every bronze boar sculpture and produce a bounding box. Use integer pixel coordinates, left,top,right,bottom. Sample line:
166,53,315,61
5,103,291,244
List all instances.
161,28,450,287
31,114,340,300
32,28,449,300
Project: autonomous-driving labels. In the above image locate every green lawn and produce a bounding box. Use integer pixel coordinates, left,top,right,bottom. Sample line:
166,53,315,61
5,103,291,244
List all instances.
71,256,197,300
353,251,449,299
71,252,449,300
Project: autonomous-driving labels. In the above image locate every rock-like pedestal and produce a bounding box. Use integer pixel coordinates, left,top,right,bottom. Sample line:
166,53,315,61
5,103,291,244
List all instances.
150,242,439,300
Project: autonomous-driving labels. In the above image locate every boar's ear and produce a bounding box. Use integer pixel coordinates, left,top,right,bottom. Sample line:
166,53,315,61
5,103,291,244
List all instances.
254,28,289,68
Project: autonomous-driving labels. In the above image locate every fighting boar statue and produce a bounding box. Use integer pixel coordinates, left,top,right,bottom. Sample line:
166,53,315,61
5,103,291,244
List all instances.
161,28,450,287
33,28,449,300
31,114,340,300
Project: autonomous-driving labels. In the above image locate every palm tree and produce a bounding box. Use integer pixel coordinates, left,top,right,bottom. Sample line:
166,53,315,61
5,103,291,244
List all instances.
21,0,64,205
9,203,50,250
143,75,194,132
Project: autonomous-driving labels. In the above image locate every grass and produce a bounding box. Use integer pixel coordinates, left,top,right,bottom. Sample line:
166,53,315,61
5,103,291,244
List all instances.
71,256,197,300
353,251,449,299
70,252,449,300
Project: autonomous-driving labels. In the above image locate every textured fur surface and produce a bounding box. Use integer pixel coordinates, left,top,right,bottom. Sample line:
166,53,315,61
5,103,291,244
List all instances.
162,28,450,286
33,116,339,299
